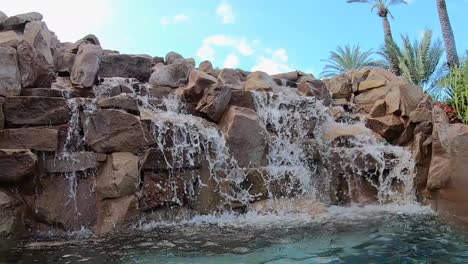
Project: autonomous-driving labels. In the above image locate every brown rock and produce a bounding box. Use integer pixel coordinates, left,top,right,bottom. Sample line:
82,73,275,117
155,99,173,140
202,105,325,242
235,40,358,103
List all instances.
409,108,432,123
417,94,433,110
140,171,187,210
354,85,392,108
350,68,370,92
272,71,299,82
165,51,184,65
82,109,151,153
71,43,103,88
96,195,138,236
0,128,58,151
369,99,386,117
179,69,217,104
199,60,217,77
218,69,243,89
0,149,36,183
16,40,38,88
44,152,104,173
366,115,405,142
244,71,277,92
149,62,190,88
0,97,4,129
141,147,202,170
0,46,21,97
0,30,20,48
98,54,153,82
358,79,386,91
327,74,352,99
4,97,70,127
20,88,65,97
384,84,424,116
229,90,255,110
0,190,24,238
298,79,331,105
220,106,267,167
96,152,139,199
34,176,96,230
97,94,139,113
196,83,232,123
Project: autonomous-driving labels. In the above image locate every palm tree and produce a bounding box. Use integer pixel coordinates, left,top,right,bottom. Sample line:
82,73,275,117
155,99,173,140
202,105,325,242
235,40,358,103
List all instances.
380,30,444,87
347,0,408,76
321,44,383,78
436,0,459,68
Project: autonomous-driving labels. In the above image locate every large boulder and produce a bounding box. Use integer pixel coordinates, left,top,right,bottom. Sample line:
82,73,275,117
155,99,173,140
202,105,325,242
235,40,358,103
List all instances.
82,109,151,153
3,97,70,127
96,152,139,200
229,90,255,110
0,31,20,48
244,71,278,92
165,51,184,65
44,152,105,173
0,128,58,151
220,106,267,167
0,12,42,31
0,190,24,239
96,195,138,236
366,115,405,142
23,21,53,66
298,79,331,105
98,54,153,82
218,68,242,89
196,83,232,123
34,176,96,230
0,149,36,183
140,171,187,210
0,46,21,97
149,62,190,88
327,74,352,100
97,94,140,113
71,43,102,88
16,40,38,88
384,84,424,116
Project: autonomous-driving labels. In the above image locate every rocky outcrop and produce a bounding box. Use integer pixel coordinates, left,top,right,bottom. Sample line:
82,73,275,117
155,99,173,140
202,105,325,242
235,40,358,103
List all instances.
71,43,102,88
0,46,21,96
0,149,36,183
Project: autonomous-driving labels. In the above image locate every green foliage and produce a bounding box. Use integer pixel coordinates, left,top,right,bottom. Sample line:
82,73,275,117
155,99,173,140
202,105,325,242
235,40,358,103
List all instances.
380,30,444,87
440,59,468,124
321,44,383,78
346,0,408,17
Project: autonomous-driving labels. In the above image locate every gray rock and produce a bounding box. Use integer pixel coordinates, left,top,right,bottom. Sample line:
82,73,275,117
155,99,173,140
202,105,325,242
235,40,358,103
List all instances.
149,62,190,88
0,12,42,31
0,31,20,48
165,51,184,65
71,43,102,88
0,46,21,96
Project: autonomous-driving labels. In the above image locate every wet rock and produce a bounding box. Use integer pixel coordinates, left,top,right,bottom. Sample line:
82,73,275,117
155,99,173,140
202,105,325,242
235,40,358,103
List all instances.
141,171,188,210
96,195,138,236
229,90,255,110
141,147,202,170
165,51,184,65
97,94,139,113
82,109,151,153
0,149,36,183
244,71,278,92
149,62,190,88
96,152,139,200
179,69,217,104
20,88,65,97
0,190,24,238
191,161,224,214
322,123,379,147
4,96,70,127
0,46,21,97
327,74,352,99
366,115,405,142
0,12,43,31
249,198,327,215
0,128,58,151
71,43,102,88
243,168,269,200
44,152,105,173
98,54,153,82
196,83,232,123
0,30,20,48
220,106,267,167
34,176,96,230
94,77,138,98
218,69,242,89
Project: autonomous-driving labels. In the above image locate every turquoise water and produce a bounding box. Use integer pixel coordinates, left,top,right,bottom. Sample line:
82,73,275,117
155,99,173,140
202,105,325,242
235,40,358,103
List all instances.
4,205,468,263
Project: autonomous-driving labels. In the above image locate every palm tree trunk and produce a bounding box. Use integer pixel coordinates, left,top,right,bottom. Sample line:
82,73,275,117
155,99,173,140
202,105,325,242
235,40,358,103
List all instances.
437,0,459,68
382,16,401,76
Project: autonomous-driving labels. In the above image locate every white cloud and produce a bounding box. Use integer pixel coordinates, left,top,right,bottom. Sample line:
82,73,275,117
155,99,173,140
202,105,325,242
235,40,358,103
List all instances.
1,0,113,43
160,13,190,26
223,54,239,68
216,1,235,24
252,48,294,75
196,34,255,63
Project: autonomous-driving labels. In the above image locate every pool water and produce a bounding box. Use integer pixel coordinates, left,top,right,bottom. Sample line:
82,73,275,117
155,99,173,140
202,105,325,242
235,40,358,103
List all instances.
3,205,468,264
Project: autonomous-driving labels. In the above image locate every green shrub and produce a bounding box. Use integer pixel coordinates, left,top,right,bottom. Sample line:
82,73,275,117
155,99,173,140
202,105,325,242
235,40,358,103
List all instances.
440,59,468,124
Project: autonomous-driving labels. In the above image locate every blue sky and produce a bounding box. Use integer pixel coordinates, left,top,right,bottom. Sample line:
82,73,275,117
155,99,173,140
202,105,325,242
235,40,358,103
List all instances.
3,0,468,76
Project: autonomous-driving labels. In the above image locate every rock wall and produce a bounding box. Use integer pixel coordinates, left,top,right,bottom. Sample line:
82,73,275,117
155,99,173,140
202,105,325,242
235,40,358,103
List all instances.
1,11,464,239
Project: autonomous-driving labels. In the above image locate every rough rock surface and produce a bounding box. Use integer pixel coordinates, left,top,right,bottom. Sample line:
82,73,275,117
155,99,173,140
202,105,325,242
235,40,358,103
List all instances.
0,128,58,151
96,195,138,236
71,43,102,88
0,149,36,183
149,62,190,88
4,97,70,127
98,54,153,82
196,83,232,123
1,12,43,31
0,46,21,97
